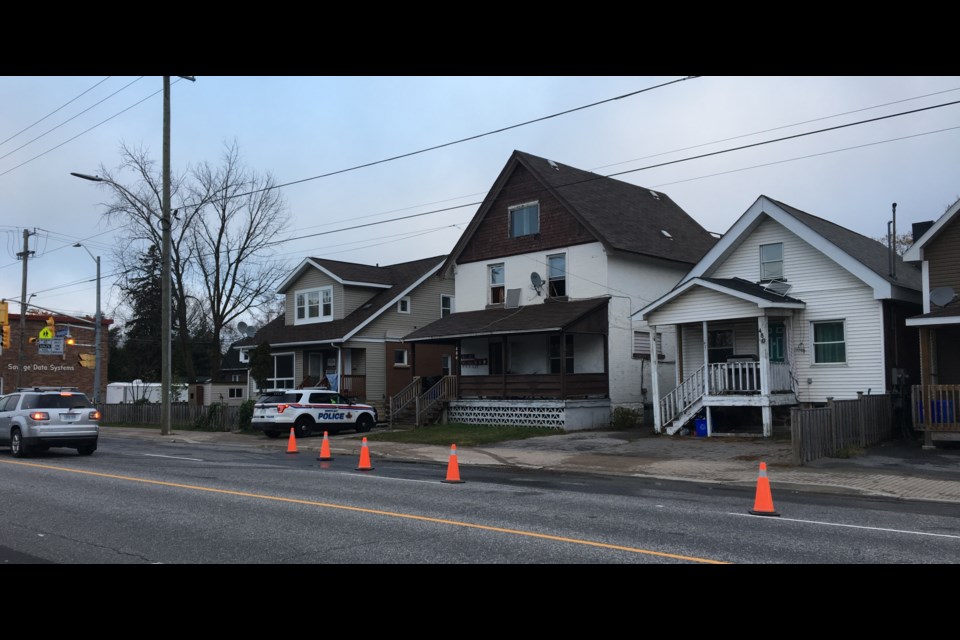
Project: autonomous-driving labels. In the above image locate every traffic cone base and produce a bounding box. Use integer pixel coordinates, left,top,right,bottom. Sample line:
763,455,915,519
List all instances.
356,437,374,471
286,427,299,454
317,431,333,461
442,444,464,483
749,461,779,517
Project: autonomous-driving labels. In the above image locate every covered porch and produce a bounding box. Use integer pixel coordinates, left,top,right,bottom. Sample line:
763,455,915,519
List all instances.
907,313,960,442
638,277,804,436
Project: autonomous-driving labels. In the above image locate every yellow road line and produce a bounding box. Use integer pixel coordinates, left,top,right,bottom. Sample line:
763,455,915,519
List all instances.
1,458,729,564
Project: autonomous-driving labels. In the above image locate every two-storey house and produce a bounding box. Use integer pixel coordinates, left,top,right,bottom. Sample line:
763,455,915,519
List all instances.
236,255,456,417
904,197,960,446
638,196,921,437
403,150,716,429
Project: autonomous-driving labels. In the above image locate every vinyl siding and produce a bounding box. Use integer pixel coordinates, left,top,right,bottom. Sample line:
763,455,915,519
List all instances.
648,287,762,325
343,286,378,317
283,270,345,324
925,218,960,291
357,273,455,340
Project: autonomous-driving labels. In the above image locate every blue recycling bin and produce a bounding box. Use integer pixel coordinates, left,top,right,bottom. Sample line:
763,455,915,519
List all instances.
694,418,708,437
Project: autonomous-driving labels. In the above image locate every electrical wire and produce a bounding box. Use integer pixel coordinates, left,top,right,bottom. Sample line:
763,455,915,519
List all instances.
0,76,113,147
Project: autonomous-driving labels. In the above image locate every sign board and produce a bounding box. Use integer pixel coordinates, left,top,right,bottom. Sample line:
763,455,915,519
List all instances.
37,337,64,356
39,326,55,340
55,326,69,338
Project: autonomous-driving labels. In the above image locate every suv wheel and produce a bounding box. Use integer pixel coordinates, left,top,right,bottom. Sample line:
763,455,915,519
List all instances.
294,416,314,439
355,414,374,433
10,429,31,459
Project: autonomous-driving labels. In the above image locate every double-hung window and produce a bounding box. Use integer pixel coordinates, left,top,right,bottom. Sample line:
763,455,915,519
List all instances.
509,202,539,238
547,254,566,297
812,320,846,364
760,243,784,280
295,286,333,324
489,264,505,304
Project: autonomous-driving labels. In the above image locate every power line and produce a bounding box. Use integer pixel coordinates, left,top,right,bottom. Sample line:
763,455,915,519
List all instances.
0,76,113,147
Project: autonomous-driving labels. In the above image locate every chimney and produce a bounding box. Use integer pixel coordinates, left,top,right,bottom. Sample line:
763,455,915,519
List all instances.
912,220,935,243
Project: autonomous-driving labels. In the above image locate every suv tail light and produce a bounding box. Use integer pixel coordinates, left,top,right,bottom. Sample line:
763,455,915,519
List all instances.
89,410,101,420
277,404,289,414
30,412,50,421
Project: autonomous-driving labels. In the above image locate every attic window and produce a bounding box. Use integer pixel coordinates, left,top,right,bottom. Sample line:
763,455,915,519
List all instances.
661,230,673,239
509,202,539,238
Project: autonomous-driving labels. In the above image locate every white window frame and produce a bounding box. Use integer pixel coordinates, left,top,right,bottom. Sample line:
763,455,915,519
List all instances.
393,348,409,367
398,296,411,314
441,353,452,376
760,242,784,281
508,201,540,238
441,294,454,318
489,264,505,305
294,286,333,325
268,352,296,389
238,350,249,363
547,253,566,297
811,319,847,365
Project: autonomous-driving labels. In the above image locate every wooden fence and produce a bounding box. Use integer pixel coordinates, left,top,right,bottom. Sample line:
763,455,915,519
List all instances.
791,393,894,464
99,403,243,431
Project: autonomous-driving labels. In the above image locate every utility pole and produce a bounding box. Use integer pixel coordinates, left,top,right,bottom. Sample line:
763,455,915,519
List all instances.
16,229,35,389
161,75,172,436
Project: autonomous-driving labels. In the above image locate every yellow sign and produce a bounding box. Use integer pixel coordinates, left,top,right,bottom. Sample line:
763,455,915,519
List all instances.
79,353,96,369
0,301,8,324
39,326,55,339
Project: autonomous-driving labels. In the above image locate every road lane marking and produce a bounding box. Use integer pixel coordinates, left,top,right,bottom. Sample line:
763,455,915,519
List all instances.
730,512,960,539
0,458,727,564
143,454,204,462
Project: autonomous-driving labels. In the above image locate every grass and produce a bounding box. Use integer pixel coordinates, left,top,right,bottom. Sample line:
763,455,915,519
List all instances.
365,423,565,447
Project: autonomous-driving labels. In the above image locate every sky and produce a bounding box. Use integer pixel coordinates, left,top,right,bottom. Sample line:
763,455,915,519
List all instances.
1,75,958,327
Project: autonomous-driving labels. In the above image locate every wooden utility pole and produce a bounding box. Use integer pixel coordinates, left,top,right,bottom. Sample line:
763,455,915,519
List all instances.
16,229,35,389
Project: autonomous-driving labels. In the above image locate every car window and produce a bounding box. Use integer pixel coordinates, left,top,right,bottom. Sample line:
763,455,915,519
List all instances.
23,394,93,410
0,394,19,412
257,393,300,404
308,392,334,403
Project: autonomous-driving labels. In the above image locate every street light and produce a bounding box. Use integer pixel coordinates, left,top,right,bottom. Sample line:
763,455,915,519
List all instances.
73,243,101,404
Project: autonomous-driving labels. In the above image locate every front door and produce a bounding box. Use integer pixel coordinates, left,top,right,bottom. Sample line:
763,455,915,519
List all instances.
769,321,785,363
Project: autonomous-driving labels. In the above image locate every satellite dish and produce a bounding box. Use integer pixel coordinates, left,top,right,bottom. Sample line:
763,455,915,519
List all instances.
530,272,543,295
930,287,957,308
237,321,248,334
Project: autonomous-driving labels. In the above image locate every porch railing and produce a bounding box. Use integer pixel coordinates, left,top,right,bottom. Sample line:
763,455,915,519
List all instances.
340,375,366,400
911,384,960,431
458,373,608,399
388,376,421,427
660,365,705,427
416,375,458,427
707,361,760,393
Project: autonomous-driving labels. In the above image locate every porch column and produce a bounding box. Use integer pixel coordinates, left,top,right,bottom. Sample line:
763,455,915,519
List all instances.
919,327,933,448
702,321,710,394
560,331,567,399
758,316,771,396
650,325,661,433
676,326,684,385
501,335,507,398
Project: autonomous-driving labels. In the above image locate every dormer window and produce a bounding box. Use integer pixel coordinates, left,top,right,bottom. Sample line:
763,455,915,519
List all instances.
760,243,783,281
295,286,333,324
509,202,539,238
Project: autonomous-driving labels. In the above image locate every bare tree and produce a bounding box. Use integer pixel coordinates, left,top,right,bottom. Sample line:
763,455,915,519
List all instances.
95,141,289,379
190,141,290,374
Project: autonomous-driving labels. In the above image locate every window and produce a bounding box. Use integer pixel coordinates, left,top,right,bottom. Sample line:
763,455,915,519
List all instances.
547,254,566,297
549,335,575,374
760,243,784,280
441,294,454,318
268,353,295,389
441,354,452,376
813,320,846,364
394,349,408,367
229,388,244,399
231,374,240,382
295,286,332,324
489,264,505,304
238,350,249,363
708,329,735,364
398,296,411,314
633,331,662,359
509,202,539,238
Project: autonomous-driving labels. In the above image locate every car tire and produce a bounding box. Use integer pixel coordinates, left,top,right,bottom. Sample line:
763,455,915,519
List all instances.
263,430,281,439
294,416,314,439
10,429,31,459
355,414,374,433
77,444,96,456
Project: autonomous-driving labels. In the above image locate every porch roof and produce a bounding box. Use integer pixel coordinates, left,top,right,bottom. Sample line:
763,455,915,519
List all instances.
637,276,805,321
905,306,960,327
404,297,609,341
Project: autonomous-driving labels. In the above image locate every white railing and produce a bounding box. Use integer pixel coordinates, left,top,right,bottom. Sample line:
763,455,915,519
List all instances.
707,361,760,393
660,366,706,426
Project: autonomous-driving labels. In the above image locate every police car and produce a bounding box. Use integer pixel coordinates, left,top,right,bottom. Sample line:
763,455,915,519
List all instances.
252,388,378,439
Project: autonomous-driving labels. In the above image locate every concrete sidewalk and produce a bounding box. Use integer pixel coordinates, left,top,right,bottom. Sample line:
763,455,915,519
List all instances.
98,426,960,505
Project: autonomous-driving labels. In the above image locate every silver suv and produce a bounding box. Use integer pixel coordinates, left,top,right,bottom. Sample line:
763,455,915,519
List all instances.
252,388,377,439
0,387,100,458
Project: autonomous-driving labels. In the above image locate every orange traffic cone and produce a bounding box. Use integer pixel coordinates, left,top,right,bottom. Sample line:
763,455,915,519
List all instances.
286,427,299,454
749,461,779,517
317,431,333,461
355,436,374,471
442,444,464,483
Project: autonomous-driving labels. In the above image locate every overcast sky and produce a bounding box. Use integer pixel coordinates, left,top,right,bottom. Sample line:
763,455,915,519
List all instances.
2,75,958,324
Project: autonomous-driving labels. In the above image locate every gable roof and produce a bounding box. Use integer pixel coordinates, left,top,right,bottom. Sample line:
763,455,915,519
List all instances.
404,297,609,341
903,196,960,262
278,256,394,293
637,276,805,319
685,196,921,300
238,255,446,348
446,150,717,269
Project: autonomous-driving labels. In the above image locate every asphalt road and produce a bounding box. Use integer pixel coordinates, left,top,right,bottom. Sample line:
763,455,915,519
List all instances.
2,434,959,564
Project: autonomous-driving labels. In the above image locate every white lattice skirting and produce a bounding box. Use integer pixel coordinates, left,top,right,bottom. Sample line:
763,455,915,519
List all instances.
448,399,611,430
